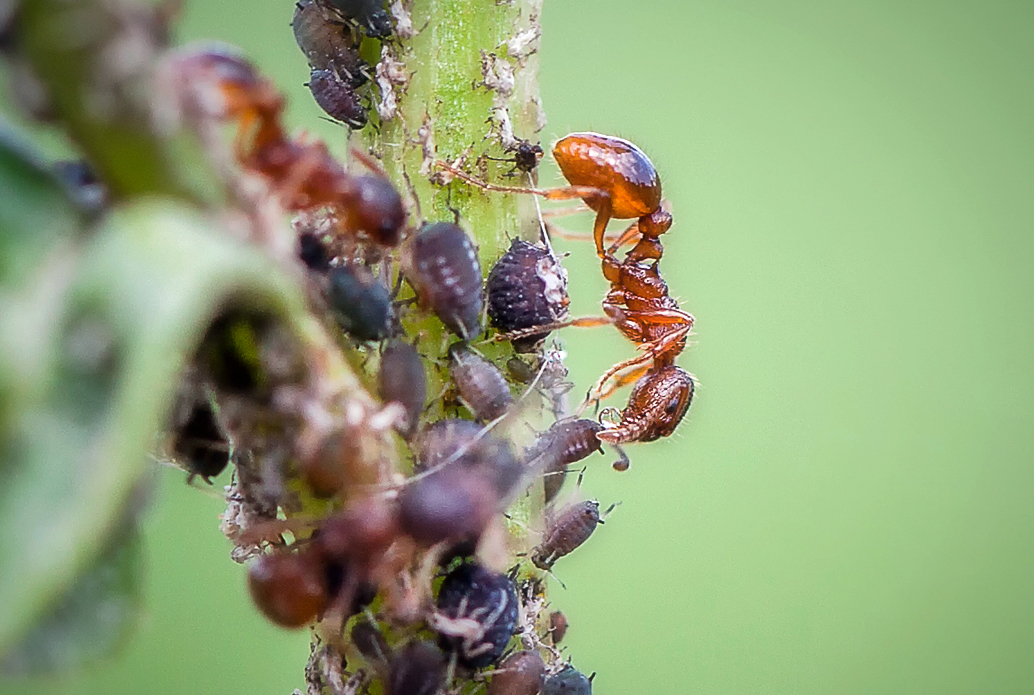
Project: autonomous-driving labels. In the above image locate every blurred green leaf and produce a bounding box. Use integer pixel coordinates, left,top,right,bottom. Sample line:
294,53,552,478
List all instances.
0,199,308,662
0,523,144,676
0,118,80,287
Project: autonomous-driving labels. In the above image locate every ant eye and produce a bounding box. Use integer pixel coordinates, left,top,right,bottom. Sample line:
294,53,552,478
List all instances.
665,395,683,415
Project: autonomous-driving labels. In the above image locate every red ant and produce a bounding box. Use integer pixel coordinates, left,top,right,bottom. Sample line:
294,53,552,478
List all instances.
437,132,695,446
166,47,405,246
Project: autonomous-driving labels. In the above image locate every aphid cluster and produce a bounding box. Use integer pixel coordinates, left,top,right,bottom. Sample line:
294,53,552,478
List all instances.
292,0,395,128
162,15,695,694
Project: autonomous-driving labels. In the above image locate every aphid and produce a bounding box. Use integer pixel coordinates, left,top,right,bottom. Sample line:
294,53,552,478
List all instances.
327,0,394,39
397,464,499,547
171,396,230,484
431,562,519,668
308,67,367,128
415,418,522,496
378,340,426,437
402,222,483,339
544,665,593,695
316,495,400,565
449,344,513,422
532,500,603,571
506,356,537,384
524,419,603,503
298,427,359,497
487,649,546,695
387,641,447,695
298,230,332,271
548,610,568,645
292,0,369,82
247,548,328,628
486,239,569,352
326,263,392,341
511,140,544,175
166,48,404,245
597,365,694,445
350,618,391,666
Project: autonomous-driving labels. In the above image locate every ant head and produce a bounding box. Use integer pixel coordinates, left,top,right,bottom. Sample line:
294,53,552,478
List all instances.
639,208,672,238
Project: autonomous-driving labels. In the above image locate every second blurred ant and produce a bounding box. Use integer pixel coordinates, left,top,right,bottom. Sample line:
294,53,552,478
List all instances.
165,47,405,246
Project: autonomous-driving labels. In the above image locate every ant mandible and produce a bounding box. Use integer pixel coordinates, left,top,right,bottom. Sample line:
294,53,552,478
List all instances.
167,48,405,246
437,132,696,446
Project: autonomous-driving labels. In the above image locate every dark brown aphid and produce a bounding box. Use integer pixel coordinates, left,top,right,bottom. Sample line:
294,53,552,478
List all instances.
487,649,546,695
544,665,593,695
432,562,519,668
525,419,603,503
293,0,369,83
171,396,230,484
387,641,447,695
512,140,544,174
403,222,483,339
326,263,392,341
415,418,522,496
597,365,694,445
298,230,332,271
378,340,426,437
308,67,367,128
548,610,568,645
247,548,328,628
449,344,513,421
299,426,359,497
532,500,602,571
487,239,569,352
327,0,393,39
316,495,400,565
397,464,499,547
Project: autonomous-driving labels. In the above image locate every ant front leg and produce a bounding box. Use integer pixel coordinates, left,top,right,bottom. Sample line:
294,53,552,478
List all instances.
490,315,613,343
581,353,656,412
434,161,605,209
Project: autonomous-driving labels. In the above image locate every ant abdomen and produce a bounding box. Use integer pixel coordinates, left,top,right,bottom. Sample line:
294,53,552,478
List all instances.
553,132,662,219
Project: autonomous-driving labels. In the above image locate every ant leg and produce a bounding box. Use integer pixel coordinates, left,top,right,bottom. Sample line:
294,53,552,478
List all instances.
582,354,655,410
491,315,612,343
592,361,653,403
606,220,643,255
435,161,603,204
541,203,591,218
591,199,614,258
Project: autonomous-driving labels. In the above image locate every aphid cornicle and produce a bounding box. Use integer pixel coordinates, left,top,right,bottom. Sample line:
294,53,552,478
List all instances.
432,562,519,668
448,344,513,422
532,500,603,571
487,238,569,352
387,641,447,695
247,548,328,628
487,649,546,695
326,263,392,341
403,222,483,339
544,665,593,695
378,340,426,438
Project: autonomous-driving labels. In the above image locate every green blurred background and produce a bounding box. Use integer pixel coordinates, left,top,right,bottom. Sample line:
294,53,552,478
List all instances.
6,0,1034,693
